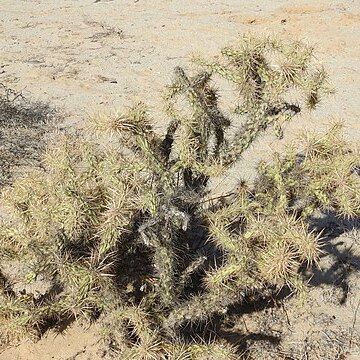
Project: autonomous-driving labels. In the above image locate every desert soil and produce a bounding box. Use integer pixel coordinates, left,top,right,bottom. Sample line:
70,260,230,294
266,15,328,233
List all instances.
0,0,360,359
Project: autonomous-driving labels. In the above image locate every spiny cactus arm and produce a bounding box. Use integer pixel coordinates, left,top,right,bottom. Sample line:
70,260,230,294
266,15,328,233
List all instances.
204,190,258,257
1,171,47,225
192,57,244,85
269,38,316,89
0,289,107,346
97,147,141,181
163,66,232,190
286,224,323,267
164,287,243,332
89,103,167,171
163,344,192,359
222,45,269,103
1,173,95,248
188,341,239,360
0,222,31,257
256,123,360,218
303,67,333,109
241,212,322,289
120,335,164,360
176,255,207,295
222,35,330,107
255,152,299,213
89,103,152,137
164,341,238,360
95,192,135,256
203,264,245,291
55,256,113,314
153,244,177,308
299,124,360,218
272,38,333,109
220,102,300,167
195,36,332,169
256,242,299,284
173,67,229,129
42,133,79,178
169,67,230,159
138,204,190,307
101,305,162,358
0,295,46,344
164,127,210,191
135,134,172,181
207,220,240,254
194,49,268,108
160,117,180,162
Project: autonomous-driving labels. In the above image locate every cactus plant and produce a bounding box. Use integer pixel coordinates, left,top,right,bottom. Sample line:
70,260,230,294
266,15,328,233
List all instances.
0,35,358,357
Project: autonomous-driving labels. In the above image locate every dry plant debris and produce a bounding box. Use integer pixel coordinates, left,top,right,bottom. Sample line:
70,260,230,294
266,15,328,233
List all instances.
0,84,59,187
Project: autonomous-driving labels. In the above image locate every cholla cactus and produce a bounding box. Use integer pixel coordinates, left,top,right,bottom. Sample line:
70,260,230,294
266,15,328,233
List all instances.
0,35,358,356
102,304,238,359
193,34,333,166
255,122,360,218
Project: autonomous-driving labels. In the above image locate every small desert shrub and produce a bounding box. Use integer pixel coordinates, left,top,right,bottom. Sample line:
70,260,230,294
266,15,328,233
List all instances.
0,83,58,186
0,34,359,357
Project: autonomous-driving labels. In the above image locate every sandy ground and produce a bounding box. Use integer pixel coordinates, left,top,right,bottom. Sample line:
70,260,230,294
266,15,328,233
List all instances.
0,0,360,359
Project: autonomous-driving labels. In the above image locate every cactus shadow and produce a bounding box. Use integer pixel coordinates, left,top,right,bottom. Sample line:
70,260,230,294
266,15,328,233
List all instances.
306,211,360,304
178,287,289,355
